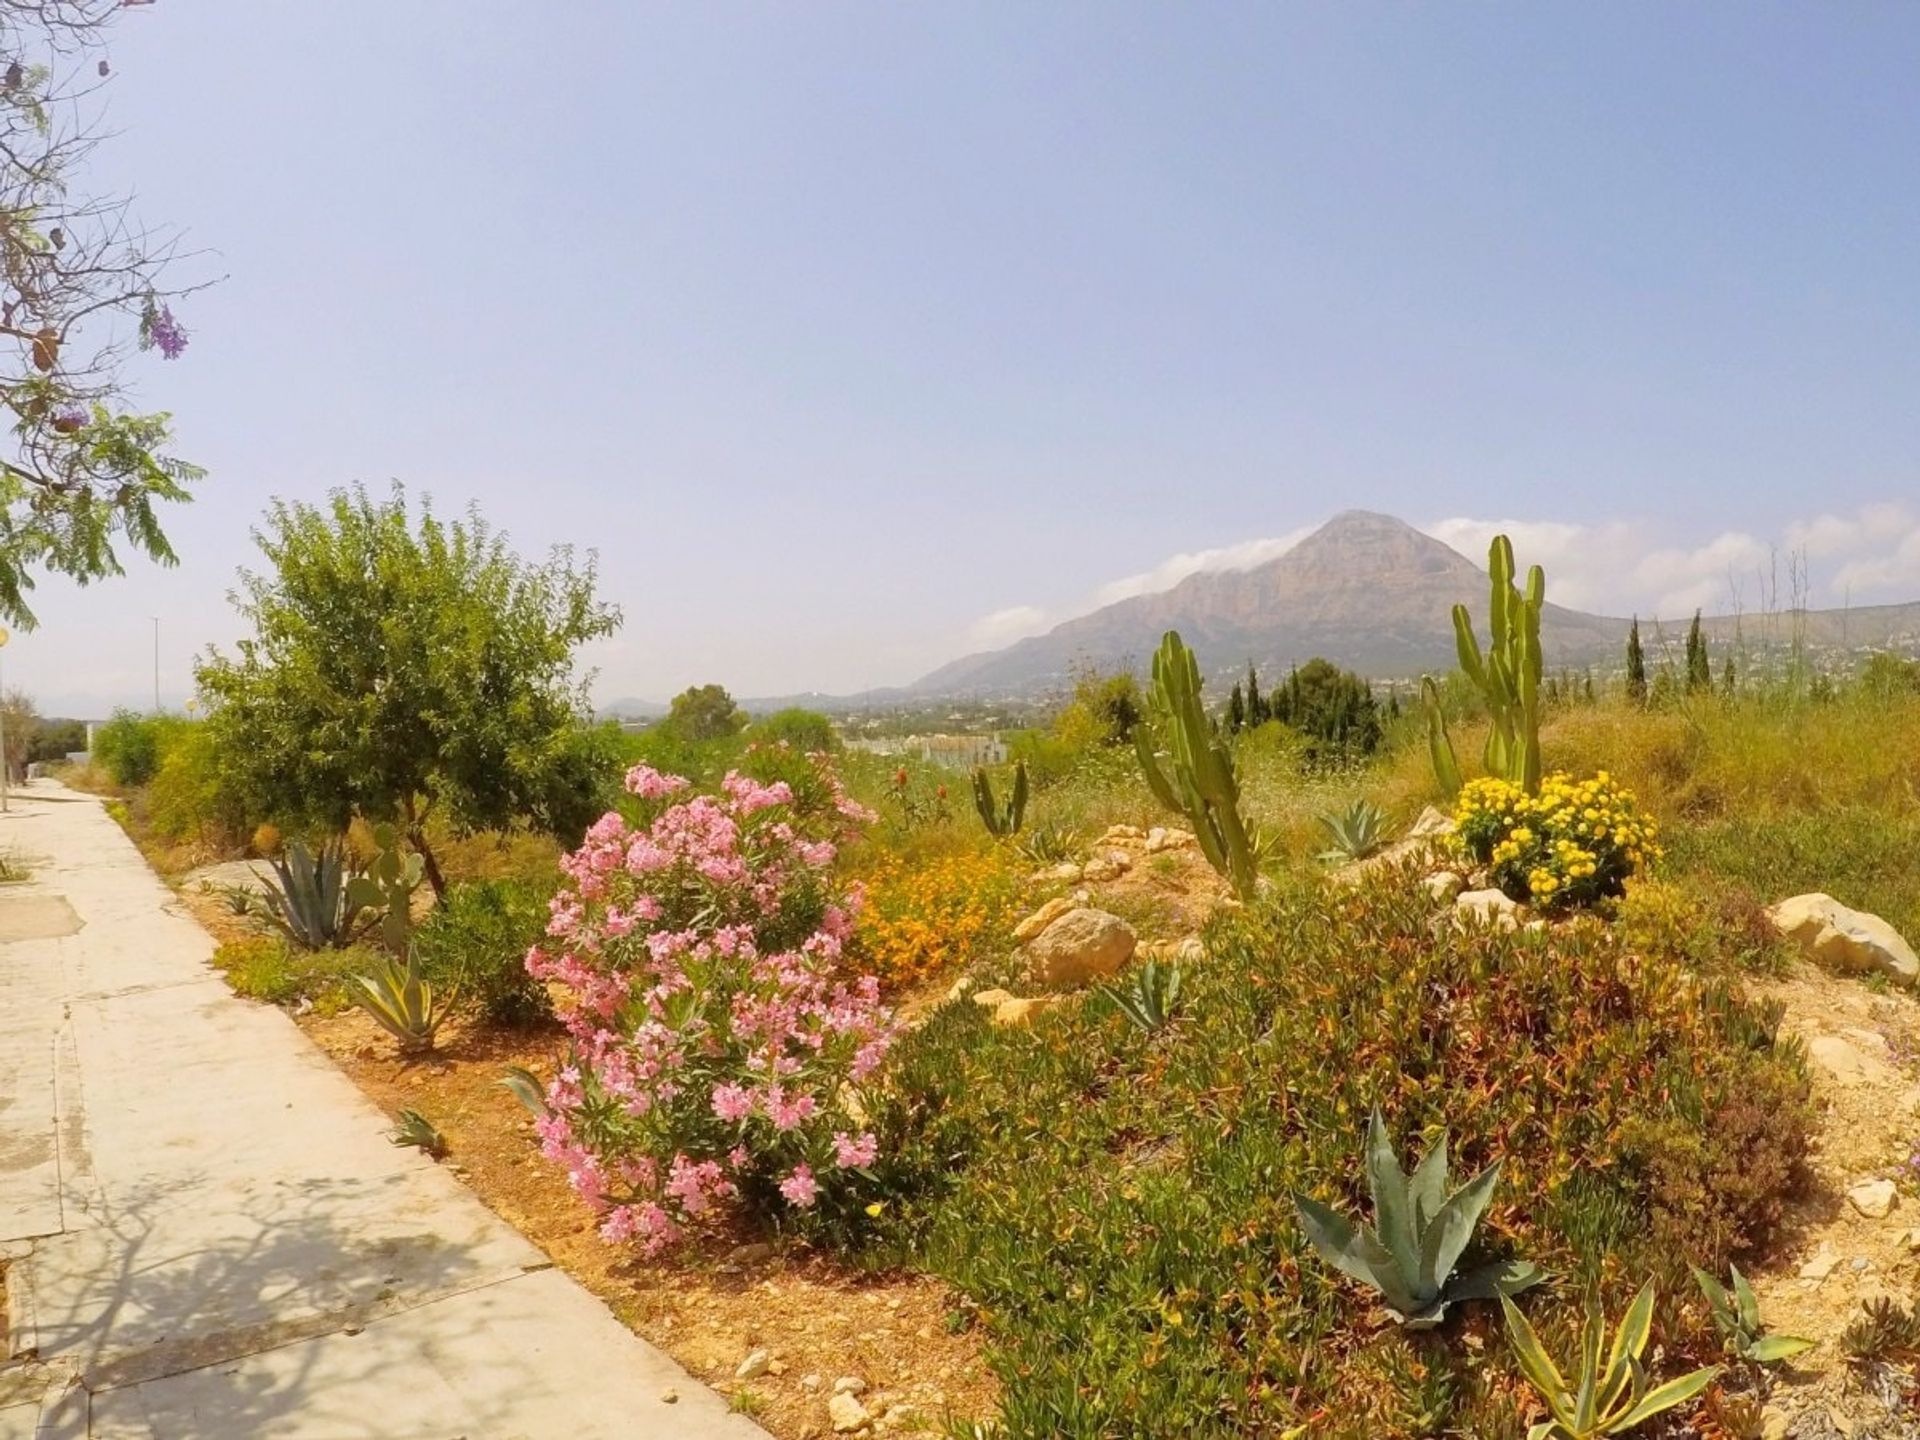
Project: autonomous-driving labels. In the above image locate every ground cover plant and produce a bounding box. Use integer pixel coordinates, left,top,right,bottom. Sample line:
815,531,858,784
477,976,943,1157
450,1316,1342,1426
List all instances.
856,877,1812,1438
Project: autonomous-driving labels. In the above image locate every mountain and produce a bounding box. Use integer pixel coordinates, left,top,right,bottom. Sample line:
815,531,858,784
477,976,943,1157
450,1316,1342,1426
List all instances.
910,510,1920,697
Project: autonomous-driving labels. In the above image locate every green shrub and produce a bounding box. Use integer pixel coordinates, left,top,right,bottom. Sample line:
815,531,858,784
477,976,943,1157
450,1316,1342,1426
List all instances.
748,707,839,752
146,720,253,846
414,878,552,1027
93,709,168,787
856,877,1811,1437
210,935,369,1009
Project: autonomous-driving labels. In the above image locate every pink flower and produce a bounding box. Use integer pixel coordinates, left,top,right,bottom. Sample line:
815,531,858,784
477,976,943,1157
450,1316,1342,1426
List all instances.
778,1164,819,1208
710,1083,754,1122
832,1131,879,1169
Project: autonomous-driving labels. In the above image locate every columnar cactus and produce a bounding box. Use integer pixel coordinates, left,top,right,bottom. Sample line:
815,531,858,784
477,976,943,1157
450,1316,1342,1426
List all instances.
1426,534,1545,795
1133,630,1258,899
971,760,1029,837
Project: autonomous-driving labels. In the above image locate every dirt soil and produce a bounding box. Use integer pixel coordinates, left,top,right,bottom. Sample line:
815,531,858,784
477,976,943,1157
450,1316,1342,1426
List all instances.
1743,961,1920,1437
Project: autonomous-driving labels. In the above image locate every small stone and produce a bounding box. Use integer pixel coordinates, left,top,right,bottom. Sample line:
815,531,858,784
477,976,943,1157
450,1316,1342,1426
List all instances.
728,1241,774,1264
1454,888,1520,931
769,1358,788,1376
1423,871,1464,904
828,1391,871,1433
736,1348,772,1380
968,987,1015,1011
992,996,1056,1027
943,976,975,1004
799,1373,824,1392
832,1376,868,1396
1408,805,1456,840
1850,1256,1873,1273
1044,862,1082,882
1761,1407,1790,1440
1799,1247,1839,1281
660,1387,679,1404
1849,1178,1898,1219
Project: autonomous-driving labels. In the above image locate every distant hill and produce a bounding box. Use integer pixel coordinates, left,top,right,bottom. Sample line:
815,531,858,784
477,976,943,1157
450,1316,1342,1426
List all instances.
908,510,1920,697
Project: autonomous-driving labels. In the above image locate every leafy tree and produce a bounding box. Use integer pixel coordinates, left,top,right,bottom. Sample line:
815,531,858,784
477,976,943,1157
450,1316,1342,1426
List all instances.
1686,610,1711,693
196,485,620,897
1626,618,1648,704
26,713,80,764
1225,681,1245,733
1720,652,1737,698
1267,657,1383,759
0,685,32,780
749,706,838,752
664,683,747,742
1062,664,1142,747
0,1,208,626
93,706,162,785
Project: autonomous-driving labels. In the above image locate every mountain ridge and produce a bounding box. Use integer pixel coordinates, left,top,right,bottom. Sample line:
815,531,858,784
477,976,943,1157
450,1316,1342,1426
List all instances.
906,510,1920,699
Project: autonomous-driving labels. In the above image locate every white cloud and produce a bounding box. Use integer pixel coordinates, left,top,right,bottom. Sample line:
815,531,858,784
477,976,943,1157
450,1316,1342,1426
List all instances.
1428,503,1920,619
1088,528,1316,608
967,604,1051,649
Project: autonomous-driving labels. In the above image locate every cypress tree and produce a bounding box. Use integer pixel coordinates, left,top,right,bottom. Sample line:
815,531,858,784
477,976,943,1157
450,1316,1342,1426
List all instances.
1685,610,1711,692
1244,663,1265,727
1226,682,1246,733
1626,618,1648,704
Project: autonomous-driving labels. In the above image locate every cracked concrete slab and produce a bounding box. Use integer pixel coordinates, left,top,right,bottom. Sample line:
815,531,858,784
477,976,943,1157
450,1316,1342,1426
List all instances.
0,781,768,1438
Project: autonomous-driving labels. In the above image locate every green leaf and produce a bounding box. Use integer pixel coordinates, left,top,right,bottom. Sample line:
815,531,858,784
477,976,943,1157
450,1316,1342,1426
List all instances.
1730,1263,1762,1336
1745,1333,1815,1363
1449,1258,1543,1302
1366,1110,1421,1282
1417,1159,1500,1296
1605,1365,1720,1431
1501,1293,1571,1419
1295,1193,1417,1316
1406,1131,1450,1231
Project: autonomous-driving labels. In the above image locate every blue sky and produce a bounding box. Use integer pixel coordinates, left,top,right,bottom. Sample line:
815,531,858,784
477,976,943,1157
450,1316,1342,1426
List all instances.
18,2,1920,713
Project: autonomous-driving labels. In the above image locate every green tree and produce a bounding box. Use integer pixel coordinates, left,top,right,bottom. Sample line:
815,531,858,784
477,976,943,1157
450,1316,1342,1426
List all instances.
1225,681,1245,734
1685,610,1711,693
749,706,838,752
1244,662,1266,726
0,2,208,626
1720,652,1737,698
196,485,620,897
664,683,747,742
1626,618,1648,704
1267,657,1383,759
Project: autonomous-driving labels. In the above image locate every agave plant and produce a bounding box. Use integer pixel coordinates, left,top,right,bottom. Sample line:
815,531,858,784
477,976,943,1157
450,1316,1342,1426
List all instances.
254,837,362,949
499,1064,550,1119
1690,1263,1813,1365
1501,1282,1720,1438
1317,799,1391,864
390,1107,447,1158
1102,957,1183,1033
1017,819,1083,867
352,952,455,1056
1294,1109,1540,1327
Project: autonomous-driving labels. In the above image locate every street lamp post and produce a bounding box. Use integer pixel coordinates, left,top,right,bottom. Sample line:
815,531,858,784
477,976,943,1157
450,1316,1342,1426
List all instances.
0,626,11,813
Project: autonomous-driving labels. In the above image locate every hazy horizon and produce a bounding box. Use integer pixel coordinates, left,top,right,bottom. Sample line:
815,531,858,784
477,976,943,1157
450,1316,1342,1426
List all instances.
12,4,1920,715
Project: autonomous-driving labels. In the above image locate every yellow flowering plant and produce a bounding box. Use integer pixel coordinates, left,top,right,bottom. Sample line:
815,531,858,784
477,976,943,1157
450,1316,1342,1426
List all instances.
1454,771,1660,910
854,847,1024,987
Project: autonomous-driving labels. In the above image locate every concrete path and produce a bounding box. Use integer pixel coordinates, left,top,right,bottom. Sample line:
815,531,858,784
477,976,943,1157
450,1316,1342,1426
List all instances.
0,781,768,1439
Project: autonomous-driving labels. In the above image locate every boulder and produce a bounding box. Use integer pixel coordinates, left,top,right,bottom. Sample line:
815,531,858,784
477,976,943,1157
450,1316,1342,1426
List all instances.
828,1390,872,1433
1012,896,1075,943
968,987,1015,1011
1408,805,1457,840
1026,907,1136,985
1423,871,1464,905
1081,850,1134,882
1454,888,1520,931
1768,893,1920,987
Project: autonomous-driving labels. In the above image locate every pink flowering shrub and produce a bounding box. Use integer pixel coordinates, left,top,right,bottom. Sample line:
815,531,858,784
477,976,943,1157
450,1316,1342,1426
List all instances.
528,755,896,1252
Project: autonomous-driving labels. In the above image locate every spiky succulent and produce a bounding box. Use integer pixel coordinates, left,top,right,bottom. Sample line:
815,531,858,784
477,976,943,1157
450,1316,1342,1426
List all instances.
254,837,362,949
352,952,454,1056
971,761,1029,838
390,1107,446,1158
1317,799,1391,864
499,1064,550,1119
1501,1282,1720,1438
1102,957,1183,1034
1294,1108,1540,1327
1690,1263,1813,1365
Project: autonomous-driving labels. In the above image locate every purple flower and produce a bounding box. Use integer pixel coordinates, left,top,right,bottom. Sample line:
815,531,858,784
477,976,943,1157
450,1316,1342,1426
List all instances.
141,300,188,360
